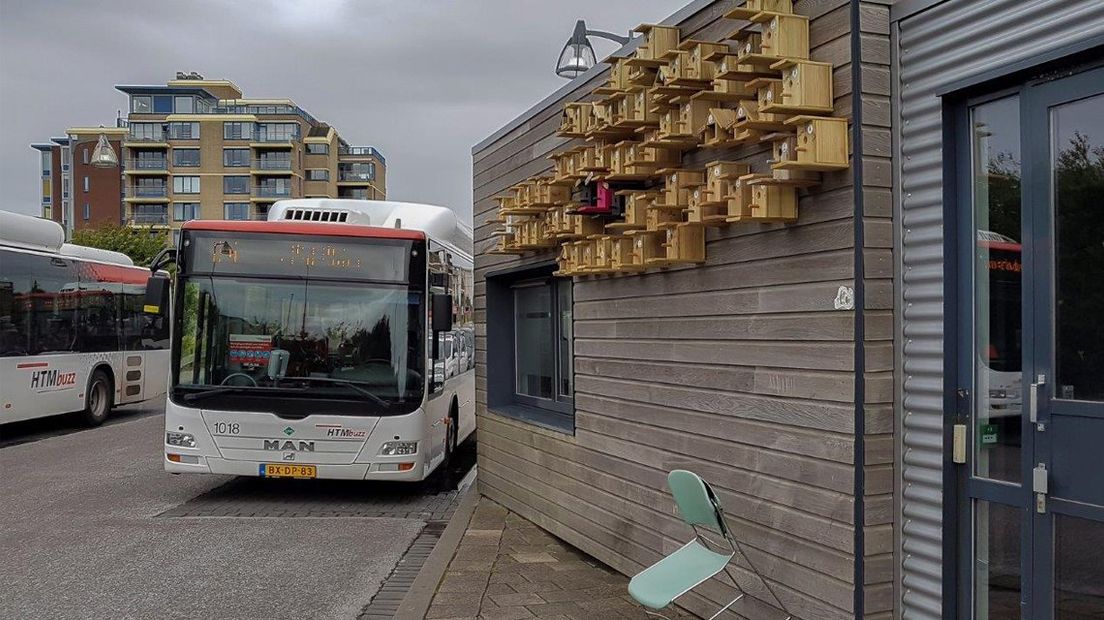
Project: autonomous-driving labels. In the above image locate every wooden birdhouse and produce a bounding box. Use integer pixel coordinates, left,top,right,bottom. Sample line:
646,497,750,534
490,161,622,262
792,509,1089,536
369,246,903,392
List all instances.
654,168,705,213
555,243,578,276
659,50,694,86
627,229,668,267
589,235,614,272
534,179,570,206
725,0,794,20
630,24,681,66
700,108,740,148
705,160,750,205
758,14,810,60
773,116,849,171
681,41,730,82
619,89,659,127
609,235,643,273
572,213,606,238
734,99,789,133
724,176,756,222
744,175,799,222
559,102,592,137
597,56,633,95
607,190,658,232
764,59,834,115
663,223,706,264
769,137,822,186
677,98,713,139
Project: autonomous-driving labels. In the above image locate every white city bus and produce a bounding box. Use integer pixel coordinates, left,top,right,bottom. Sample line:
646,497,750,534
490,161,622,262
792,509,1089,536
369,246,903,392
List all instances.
0,210,170,425
151,200,475,481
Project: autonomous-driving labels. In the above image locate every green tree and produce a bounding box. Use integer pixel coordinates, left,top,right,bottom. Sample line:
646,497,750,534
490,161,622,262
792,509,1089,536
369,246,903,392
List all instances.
71,225,168,267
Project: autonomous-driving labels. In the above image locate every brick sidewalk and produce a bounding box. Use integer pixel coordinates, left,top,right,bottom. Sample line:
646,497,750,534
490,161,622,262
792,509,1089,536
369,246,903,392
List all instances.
425,498,691,619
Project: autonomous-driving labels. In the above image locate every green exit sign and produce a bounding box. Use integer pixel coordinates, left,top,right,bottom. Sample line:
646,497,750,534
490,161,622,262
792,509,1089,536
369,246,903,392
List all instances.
980,424,998,445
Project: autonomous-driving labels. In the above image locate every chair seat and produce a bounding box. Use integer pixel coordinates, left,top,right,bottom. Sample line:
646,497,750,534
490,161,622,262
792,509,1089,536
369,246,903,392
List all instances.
628,540,735,610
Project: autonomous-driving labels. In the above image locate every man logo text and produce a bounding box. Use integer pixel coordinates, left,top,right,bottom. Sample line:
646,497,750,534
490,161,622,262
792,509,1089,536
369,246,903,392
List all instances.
263,440,315,452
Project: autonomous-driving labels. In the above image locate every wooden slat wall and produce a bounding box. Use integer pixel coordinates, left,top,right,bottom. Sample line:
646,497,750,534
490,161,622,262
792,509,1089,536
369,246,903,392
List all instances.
857,2,896,618
472,1,894,618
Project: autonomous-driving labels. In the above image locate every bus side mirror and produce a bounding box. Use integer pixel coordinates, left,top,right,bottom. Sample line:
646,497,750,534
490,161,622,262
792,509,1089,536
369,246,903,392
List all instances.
143,275,170,315
432,293,453,333
267,349,289,380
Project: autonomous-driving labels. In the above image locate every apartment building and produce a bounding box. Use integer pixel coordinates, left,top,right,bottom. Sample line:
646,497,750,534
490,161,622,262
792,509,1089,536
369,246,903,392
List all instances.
31,128,127,237
32,73,385,243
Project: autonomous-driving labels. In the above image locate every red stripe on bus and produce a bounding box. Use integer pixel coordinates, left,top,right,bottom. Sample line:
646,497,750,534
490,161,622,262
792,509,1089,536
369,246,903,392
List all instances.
182,219,426,241
17,362,49,369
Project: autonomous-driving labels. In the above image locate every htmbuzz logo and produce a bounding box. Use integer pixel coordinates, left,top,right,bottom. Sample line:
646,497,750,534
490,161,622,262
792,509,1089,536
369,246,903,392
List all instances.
30,369,77,391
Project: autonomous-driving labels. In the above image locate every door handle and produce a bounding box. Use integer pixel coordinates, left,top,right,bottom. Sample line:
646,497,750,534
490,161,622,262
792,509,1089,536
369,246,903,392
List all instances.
1029,374,1046,423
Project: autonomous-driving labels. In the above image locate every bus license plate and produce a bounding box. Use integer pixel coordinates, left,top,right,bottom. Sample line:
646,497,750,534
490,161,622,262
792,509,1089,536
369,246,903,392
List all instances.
261,464,317,479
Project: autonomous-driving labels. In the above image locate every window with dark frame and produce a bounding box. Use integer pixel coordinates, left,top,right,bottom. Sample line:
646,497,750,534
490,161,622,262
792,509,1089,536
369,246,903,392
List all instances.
486,266,573,432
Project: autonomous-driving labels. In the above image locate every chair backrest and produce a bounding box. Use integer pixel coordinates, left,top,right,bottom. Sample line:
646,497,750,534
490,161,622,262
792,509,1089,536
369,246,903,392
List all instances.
667,469,726,535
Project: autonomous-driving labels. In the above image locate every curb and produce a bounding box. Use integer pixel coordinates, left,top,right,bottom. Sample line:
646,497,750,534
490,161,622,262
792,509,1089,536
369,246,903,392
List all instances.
393,476,480,619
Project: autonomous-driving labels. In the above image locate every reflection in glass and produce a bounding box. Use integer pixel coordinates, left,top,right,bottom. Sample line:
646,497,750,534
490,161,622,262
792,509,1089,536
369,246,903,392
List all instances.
1052,94,1104,402
1055,514,1104,618
971,96,1023,483
514,284,554,399
974,501,1021,619
557,282,573,398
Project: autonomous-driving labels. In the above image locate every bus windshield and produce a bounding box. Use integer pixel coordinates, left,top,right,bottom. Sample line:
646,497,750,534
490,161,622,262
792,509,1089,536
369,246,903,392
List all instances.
172,276,425,415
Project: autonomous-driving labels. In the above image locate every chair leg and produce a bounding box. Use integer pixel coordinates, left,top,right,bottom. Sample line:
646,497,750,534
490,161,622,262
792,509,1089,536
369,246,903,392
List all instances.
706,592,744,620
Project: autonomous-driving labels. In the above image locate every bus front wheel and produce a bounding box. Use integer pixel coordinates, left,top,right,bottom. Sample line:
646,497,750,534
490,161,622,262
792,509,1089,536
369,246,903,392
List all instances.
82,369,113,427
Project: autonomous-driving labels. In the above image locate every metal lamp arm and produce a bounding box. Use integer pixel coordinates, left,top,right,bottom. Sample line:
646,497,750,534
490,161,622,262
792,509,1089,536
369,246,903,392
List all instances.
585,29,631,45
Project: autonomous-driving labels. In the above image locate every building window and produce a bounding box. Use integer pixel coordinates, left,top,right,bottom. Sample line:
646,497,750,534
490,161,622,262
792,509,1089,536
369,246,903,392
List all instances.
41,152,51,176
83,203,90,220
307,143,329,155
173,202,199,222
223,176,249,194
128,122,163,142
223,122,253,140
339,162,374,181
82,148,89,164
174,96,194,114
43,196,51,204
82,176,90,192
486,267,573,431
131,96,152,113
167,122,199,140
223,202,250,220
307,169,329,181
152,95,173,113
223,148,250,167
173,176,200,194
257,122,298,141
172,149,200,167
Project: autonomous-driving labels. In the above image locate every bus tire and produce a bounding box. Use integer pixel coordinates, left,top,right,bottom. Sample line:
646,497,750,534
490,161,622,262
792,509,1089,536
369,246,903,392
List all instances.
430,402,459,492
82,369,113,427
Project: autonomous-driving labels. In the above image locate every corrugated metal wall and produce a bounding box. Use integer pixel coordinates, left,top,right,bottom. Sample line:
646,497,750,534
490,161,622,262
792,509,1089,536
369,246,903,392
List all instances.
894,1,1104,618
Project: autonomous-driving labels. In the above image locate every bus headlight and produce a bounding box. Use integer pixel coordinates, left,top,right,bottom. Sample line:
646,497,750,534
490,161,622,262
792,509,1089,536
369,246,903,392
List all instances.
166,431,197,448
380,441,417,456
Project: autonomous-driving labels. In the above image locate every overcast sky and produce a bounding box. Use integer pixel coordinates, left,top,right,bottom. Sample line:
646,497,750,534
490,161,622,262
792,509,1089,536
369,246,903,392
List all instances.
0,0,678,222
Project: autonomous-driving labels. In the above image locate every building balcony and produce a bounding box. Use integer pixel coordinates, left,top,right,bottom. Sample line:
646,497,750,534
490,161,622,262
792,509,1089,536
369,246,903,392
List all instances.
251,159,293,173
124,133,168,147
250,134,297,148
338,172,374,183
338,146,384,163
252,186,291,199
124,159,168,174
124,186,170,202
127,212,170,227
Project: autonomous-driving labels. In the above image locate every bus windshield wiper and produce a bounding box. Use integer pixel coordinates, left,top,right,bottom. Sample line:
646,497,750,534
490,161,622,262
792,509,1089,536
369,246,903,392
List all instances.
279,377,390,408
180,386,258,403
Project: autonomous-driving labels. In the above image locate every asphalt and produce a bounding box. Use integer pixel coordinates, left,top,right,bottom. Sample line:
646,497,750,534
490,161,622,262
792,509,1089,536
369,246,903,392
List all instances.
0,403,426,620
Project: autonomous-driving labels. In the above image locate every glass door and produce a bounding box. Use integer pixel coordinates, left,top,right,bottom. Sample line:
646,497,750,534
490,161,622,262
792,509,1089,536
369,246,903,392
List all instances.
959,64,1104,619
1025,67,1104,620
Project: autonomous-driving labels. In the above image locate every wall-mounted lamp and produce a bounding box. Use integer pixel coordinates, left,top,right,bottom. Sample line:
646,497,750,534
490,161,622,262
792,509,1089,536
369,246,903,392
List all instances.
555,20,633,79
89,131,119,169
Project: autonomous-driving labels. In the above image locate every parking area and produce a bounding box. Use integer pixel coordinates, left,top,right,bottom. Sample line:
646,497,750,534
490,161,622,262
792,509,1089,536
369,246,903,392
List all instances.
0,400,474,620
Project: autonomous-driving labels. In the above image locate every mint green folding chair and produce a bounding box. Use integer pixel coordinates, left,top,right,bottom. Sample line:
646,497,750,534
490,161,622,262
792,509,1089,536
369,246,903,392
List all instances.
628,470,791,620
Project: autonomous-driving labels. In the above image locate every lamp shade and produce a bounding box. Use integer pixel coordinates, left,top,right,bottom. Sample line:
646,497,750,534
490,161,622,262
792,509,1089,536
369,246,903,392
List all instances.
556,20,596,78
89,133,119,169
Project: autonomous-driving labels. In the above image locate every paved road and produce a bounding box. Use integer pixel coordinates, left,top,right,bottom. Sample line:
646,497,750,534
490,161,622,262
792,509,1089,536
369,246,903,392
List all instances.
0,401,469,620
